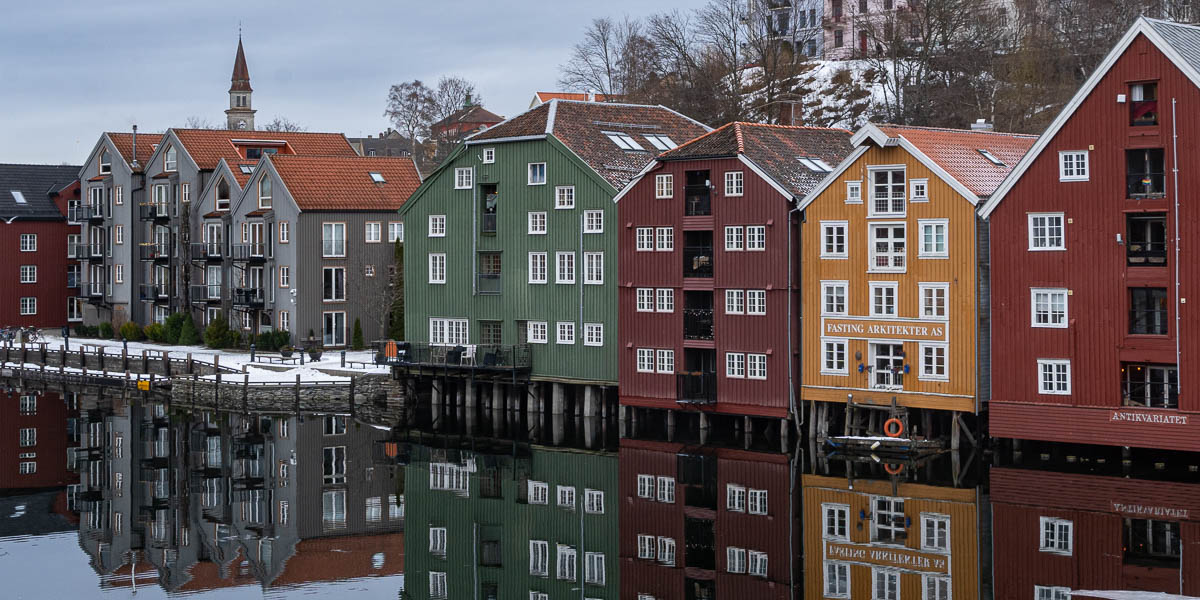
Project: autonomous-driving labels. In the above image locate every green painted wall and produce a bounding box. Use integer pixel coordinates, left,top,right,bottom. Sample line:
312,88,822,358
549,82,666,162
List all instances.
400,137,619,384
404,444,618,599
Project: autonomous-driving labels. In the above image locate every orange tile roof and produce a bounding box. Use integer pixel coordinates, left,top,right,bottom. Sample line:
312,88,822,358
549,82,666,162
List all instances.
171,129,356,170
228,160,258,186
874,124,1037,198
107,131,163,168
270,155,421,211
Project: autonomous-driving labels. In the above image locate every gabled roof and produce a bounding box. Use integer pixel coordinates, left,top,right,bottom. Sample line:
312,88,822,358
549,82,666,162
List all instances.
532,91,623,106
107,131,162,168
266,155,422,211
168,129,357,171
981,17,1200,218
468,99,710,189
431,104,504,130
0,163,80,220
654,122,854,198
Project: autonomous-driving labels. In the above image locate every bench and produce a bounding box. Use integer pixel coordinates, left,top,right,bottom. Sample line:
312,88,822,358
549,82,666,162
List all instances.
345,360,373,369
255,355,300,365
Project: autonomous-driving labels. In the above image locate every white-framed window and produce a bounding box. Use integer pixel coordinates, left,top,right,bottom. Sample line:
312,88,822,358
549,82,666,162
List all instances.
657,288,674,312
454,167,473,189
114,263,123,284
583,210,603,233
1040,516,1073,554
429,526,447,555
584,552,606,585
557,485,576,508
585,488,604,513
557,322,575,345
19,297,36,315
725,226,744,251
746,225,765,250
636,288,654,312
919,283,948,319
279,266,290,287
164,146,177,172
556,252,575,284
747,290,766,315
655,174,673,198
921,513,951,552
555,185,574,209
869,166,906,216
873,567,900,600
1059,150,1089,181
920,343,948,381
388,221,404,243
1028,213,1065,250
822,338,848,375
428,253,446,284
18,461,35,475
322,222,346,257
869,223,906,272
428,215,446,237
636,227,653,251
748,488,768,514
115,185,123,205
1031,288,1068,327
279,221,290,243
429,571,447,599
727,546,747,573
748,550,768,577
724,171,744,196
823,281,848,315
428,318,468,345
99,148,111,174
870,281,898,317
19,233,36,252
556,544,576,581
726,352,746,378
825,561,850,598
258,176,272,209
114,225,124,245
657,537,676,566
918,219,948,258
584,252,603,284
846,180,862,203
527,480,549,504
657,476,675,503
528,321,548,344
636,349,654,372
923,575,951,600
278,310,290,331
725,290,745,314
910,178,929,201
584,323,603,346
637,474,655,498
656,349,674,374
1035,585,1073,600
482,148,495,163
365,221,382,243
19,265,36,284
823,503,850,540
529,540,549,576
530,163,548,186
656,227,674,251
529,252,547,284
528,211,547,234
747,354,767,379
1038,360,1071,395
637,534,656,559
727,484,746,512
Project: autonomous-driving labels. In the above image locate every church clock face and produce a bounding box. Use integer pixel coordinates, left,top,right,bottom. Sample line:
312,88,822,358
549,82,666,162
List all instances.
237,120,248,130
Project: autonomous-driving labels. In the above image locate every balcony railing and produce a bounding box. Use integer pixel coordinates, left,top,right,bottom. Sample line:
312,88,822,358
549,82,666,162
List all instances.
74,244,105,261
190,242,224,261
683,246,714,278
477,273,501,294
139,284,169,302
1128,241,1168,266
375,341,532,372
677,372,717,405
231,244,267,262
683,308,714,340
69,205,104,222
83,282,105,298
189,285,223,302
481,213,497,234
138,201,170,221
139,243,172,262
1127,172,1166,197
684,191,712,216
232,288,265,307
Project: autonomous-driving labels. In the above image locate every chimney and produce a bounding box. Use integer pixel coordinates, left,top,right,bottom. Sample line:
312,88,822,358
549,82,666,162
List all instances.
970,118,993,131
131,124,140,170
587,90,596,102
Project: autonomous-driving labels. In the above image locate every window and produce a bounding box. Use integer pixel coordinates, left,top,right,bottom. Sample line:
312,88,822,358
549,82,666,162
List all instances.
724,171,743,196
748,551,768,577
429,572,447,598
656,174,673,198
556,545,577,581
922,514,951,551
19,297,36,316
322,267,346,301
644,134,677,150
636,348,655,372
825,561,850,598
164,146,177,172
525,539,550,578
657,537,676,565
604,131,644,150
910,178,929,201
114,263,123,285
528,211,547,234
746,225,765,250
583,488,604,514
258,176,272,209
99,149,111,174
636,288,654,312
428,253,446,284
481,147,495,163
1038,360,1071,395
726,352,746,378
528,163,547,185
918,220,947,258
873,568,900,600
426,526,447,555
920,343,948,380
528,321,548,343
657,288,674,312
1028,213,1065,250
747,290,766,315
636,227,653,251
747,354,767,379
1059,150,1089,181
924,575,951,600
279,266,290,287
557,322,575,345
824,504,850,540
726,290,745,314
528,480,549,504
1130,81,1159,126
870,167,906,216
553,186,574,210
748,488,768,514
657,476,675,503
637,474,654,498
278,310,290,331
727,547,747,573
18,395,35,415
113,225,124,245
835,28,844,46
524,252,547,284
322,446,346,484
19,265,35,284
823,282,848,315
656,349,674,374
584,323,604,346
1035,586,1072,600
19,462,35,475
1040,516,1073,554
554,252,575,284
365,221,382,243
846,180,862,203
1130,287,1169,335
637,534,655,559
428,215,446,237
725,226,744,251
18,428,35,447
584,552,605,585
870,282,898,316
20,233,36,252
727,484,746,512
1031,288,1067,327
454,167,473,189
322,223,346,257
823,339,848,375
583,210,603,233
870,223,906,271
388,222,404,242
584,252,603,284
365,496,384,522
278,221,289,243
656,227,674,251
428,318,468,345
557,485,576,509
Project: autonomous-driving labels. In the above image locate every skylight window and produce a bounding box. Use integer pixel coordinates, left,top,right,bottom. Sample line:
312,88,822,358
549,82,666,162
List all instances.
643,135,677,151
369,172,386,183
978,149,1005,166
10,190,26,204
603,131,645,151
239,165,254,175
798,157,834,173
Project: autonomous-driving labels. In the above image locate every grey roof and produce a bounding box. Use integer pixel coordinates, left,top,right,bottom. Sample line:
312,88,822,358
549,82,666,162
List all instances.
1146,18,1200,76
0,163,79,220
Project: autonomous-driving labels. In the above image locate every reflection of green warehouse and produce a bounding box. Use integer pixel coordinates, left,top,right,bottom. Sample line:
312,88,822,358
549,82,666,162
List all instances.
404,443,618,599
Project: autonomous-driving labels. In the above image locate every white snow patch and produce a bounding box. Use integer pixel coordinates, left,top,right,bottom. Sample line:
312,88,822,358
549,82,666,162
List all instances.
1074,592,1200,600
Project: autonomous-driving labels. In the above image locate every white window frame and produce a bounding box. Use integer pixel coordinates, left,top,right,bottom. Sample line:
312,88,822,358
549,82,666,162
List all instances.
637,534,656,559
1058,150,1089,181
529,540,549,576
584,323,603,347
556,251,575,284
636,474,654,498
868,165,907,217
657,477,675,503
1039,516,1074,555
870,281,899,317
19,297,36,316
919,282,948,320
825,561,851,598
822,338,849,375
747,354,767,380
529,163,548,186
748,550,768,577
910,178,929,202
868,222,907,273
428,253,446,284
656,288,674,312
19,265,36,284
555,185,573,207
636,349,654,373
724,171,744,196
921,513,951,552
428,215,446,237
482,148,495,163
657,537,676,566
19,233,36,252
365,221,382,243
583,210,603,233
746,290,766,315
656,227,673,251
655,174,673,199
727,484,746,512
322,222,346,257
1028,213,1066,251
528,321,548,344
872,567,901,600
528,211,547,234
429,526,447,555
726,352,746,378
918,219,948,258
528,480,549,504
746,225,765,251
725,226,744,251
919,342,949,381
279,221,289,243
454,167,473,189
584,551,605,585
556,544,576,581
822,281,848,316
557,485,576,508
727,546,747,573
923,574,951,600
1037,359,1071,395
529,252,547,284
747,488,768,514
388,221,404,243
584,252,603,284
725,290,745,315
823,503,850,541
1035,585,1073,600
1031,287,1069,328
656,349,674,374
636,227,653,251
585,488,604,513
636,288,654,312
846,180,862,204
557,322,575,345
279,266,290,287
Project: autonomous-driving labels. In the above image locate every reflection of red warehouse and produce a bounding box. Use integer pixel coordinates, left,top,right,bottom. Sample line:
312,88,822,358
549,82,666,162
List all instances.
618,439,797,600
0,391,79,489
991,468,1200,597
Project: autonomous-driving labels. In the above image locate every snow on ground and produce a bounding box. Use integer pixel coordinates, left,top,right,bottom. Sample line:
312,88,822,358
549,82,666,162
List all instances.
198,366,350,383
1073,592,1200,600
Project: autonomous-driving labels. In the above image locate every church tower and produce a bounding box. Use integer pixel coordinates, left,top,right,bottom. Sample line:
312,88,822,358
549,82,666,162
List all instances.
225,35,255,130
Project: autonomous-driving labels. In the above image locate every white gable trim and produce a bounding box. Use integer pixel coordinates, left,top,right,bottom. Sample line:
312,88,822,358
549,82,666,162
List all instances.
545,99,558,134
797,146,869,211
611,160,659,204
980,17,1200,218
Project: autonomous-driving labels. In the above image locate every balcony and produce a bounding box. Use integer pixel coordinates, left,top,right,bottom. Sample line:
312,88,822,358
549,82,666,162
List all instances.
1128,214,1167,266
232,287,265,308
139,284,170,302
683,308,714,340
375,341,532,374
1122,364,1179,409
685,189,712,216
138,243,172,262
683,246,714,278
189,285,223,303
677,372,717,405
477,272,501,294
74,244,105,262
82,282,105,300
138,201,170,222
1127,149,1165,198
231,244,267,263
190,242,224,262
69,204,104,223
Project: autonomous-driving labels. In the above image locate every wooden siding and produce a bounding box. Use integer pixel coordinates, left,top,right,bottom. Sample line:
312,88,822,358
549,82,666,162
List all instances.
0,391,78,489
988,33,1200,450
617,157,799,418
800,144,979,414
402,139,619,384
3,220,72,328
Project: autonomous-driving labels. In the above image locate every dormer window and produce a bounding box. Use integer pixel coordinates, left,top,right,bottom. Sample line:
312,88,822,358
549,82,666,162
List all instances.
258,177,272,210
164,147,177,172
798,157,834,172
603,131,645,151
99,150,111,175
216,179,231,211
246,148,262,159
369,172,386,183
1131,82,1158,126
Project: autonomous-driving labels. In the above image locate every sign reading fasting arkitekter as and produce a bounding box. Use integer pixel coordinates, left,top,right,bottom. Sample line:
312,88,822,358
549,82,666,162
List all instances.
822,317,948,343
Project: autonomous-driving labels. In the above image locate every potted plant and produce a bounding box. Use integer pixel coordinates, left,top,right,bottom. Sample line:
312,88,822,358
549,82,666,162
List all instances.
307,345,323,362
279,344,294,358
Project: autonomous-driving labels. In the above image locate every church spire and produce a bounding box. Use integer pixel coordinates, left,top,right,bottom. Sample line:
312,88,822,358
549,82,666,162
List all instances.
230,34,252,93
226,32,256,130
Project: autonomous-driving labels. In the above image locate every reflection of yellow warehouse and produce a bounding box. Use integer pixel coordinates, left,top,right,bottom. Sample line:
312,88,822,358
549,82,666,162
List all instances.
802,474,982,600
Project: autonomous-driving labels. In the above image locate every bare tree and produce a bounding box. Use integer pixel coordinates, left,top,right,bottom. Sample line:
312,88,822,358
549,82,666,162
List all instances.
384,80,435,157
430,76,482,126
183,116,219,129
559,18,625,95
695,0,750,122
260,116,306,132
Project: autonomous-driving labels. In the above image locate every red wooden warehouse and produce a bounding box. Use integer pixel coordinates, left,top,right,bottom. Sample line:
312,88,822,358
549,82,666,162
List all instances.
980,18,1200,452
615,123,852,430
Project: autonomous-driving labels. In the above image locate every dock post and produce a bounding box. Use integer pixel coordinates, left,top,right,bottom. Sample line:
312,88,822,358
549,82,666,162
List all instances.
551,383,565,415
699,412,709,445
666,409,676,442
349,377,356,420
242,374,249,413
464,380,476,410
583,385,598,418
951,412,961,451
294,374,302,414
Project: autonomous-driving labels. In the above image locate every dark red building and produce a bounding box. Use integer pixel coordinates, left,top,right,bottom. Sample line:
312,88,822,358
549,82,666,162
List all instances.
0,391,79,490
429,101,504,141
615,123,852,424
980,18,1200,452
618,439,797,600
992,467,1200,597
0,164,82,329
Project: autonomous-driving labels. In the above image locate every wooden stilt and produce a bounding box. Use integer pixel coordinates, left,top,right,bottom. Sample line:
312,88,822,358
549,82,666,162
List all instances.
951,411,961,451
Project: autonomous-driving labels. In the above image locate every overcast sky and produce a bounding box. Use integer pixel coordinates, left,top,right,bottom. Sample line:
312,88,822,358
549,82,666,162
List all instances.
0,0,706,165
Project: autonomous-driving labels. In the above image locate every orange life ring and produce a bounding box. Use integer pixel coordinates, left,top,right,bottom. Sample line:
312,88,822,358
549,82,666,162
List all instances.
883,418,904,438
884,463,904,475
